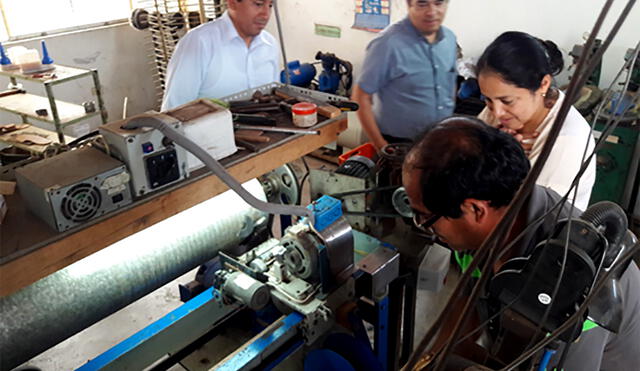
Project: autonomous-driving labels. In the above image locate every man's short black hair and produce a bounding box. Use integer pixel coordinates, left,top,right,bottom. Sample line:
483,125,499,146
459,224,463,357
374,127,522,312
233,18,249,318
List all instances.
407,116,530,218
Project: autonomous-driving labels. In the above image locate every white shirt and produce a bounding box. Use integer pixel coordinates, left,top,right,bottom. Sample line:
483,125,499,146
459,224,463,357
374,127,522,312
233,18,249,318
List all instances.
161,12,280,110
478,91,596,211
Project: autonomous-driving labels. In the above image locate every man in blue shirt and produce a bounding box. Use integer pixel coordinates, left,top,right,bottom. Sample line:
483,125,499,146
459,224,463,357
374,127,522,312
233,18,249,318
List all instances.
352,0,457,150
162,0,279,110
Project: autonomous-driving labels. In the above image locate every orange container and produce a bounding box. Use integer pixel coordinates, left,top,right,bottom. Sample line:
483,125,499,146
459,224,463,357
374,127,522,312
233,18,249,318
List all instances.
338,142,377,165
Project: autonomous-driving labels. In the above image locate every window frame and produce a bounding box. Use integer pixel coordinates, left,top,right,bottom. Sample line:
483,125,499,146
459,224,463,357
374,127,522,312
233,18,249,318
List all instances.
0,0,133,43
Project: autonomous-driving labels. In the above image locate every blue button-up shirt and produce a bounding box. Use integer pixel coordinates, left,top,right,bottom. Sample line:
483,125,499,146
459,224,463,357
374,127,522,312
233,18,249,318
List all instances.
358,17,457,139
161,12,280,110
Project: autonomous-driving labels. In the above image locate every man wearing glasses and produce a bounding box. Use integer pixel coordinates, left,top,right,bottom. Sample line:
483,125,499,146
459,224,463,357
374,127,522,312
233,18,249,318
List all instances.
162,0,279,110
402,116,640,370
352,0,457,151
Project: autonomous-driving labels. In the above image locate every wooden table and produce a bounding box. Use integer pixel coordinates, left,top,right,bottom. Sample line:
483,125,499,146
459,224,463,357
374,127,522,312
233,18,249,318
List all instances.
0,117,347,297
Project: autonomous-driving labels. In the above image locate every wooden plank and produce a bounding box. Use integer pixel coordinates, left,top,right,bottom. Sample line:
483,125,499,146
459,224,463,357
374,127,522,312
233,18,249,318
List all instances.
0,125,74,154
0,118,347,297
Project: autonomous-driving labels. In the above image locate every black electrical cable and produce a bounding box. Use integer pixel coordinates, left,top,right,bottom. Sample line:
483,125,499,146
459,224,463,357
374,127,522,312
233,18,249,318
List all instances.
521,199,578,353
500,241,640,371
329,185,399,198
546,226,609,371
554,340,574,371
453,82,639,345
530,48,640,354
523,39,640,356
296,156,311,205
437,3,638,367
453,53,640,347
66,130,100,148
405,1,627,369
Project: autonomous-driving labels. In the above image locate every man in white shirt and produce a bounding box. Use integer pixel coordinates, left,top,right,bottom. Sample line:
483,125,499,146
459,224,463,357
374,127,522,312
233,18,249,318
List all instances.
161,0,280,110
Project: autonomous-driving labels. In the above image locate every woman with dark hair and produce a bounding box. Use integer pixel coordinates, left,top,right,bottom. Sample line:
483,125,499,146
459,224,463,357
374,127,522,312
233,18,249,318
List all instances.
476,31,596,210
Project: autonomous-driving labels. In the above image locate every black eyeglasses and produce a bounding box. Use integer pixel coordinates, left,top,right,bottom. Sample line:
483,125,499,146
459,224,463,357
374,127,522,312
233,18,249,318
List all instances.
412,211,440,233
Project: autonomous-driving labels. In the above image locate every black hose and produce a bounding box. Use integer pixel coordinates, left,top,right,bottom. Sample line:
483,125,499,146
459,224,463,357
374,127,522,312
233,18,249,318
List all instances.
581,201,628,254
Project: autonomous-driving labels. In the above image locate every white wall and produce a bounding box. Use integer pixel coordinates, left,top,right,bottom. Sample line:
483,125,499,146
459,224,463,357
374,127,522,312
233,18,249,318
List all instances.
1,24,157,137
2,1,635,141
267,0,640,90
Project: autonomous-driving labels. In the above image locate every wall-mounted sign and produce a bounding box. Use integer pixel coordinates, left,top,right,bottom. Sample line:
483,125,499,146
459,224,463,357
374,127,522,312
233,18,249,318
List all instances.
353,0,390,32
315,24,341,38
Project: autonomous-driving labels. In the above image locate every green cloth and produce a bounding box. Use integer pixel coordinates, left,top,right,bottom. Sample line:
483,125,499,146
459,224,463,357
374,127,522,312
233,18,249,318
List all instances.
454,251,482,278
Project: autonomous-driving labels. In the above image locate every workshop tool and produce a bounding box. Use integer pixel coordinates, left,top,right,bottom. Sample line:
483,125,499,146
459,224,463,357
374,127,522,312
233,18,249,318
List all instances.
280,52,353,96
331,100,359,112
230,102,282,114
232,113,277,126
280,60,316,87
251,90,280,103
59,195,398,371
235,129,264,137
274,87,342,118
234,132,271,143
234,123,319,135
234,138,260,152
315,51,353,95
228,92,280,108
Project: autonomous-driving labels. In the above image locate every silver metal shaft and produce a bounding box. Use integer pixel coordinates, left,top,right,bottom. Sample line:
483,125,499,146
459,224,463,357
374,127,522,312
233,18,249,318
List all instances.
234,123,319,135
273,0,290,86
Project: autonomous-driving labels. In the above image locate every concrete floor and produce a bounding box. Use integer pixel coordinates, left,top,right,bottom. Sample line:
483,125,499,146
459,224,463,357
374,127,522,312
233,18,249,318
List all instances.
15,155,457,371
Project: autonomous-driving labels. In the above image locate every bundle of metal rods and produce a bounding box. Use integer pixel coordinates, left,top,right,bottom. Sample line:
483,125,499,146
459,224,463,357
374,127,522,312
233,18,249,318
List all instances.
135,0,226,105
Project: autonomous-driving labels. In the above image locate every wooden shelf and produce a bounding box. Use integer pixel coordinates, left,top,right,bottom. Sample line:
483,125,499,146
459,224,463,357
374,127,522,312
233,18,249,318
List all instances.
0,93,99,126
0,117,348,297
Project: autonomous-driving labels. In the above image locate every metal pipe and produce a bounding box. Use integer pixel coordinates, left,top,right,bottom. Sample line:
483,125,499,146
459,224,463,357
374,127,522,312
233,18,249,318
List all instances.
0,180,268,371
273,0,291,86
234,123,319,135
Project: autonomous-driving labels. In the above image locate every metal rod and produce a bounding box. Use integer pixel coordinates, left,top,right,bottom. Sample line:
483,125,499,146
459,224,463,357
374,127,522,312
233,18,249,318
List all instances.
234,123,319,135
273,0,290,86
43,81,64,144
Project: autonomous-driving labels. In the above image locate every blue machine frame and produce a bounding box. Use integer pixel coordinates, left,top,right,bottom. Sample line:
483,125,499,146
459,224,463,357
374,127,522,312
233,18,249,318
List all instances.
79,198,397,370
78,288,241,370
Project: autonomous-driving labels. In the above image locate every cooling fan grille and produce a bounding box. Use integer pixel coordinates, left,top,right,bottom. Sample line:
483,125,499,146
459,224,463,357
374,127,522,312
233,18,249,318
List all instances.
60,183,102,222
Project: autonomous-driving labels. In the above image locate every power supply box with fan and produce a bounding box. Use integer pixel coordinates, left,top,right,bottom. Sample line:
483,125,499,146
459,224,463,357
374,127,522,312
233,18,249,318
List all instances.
15,147,133,232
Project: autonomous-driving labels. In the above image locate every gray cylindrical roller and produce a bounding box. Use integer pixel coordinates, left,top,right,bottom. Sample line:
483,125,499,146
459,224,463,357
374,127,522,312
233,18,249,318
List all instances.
0,180,267,371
